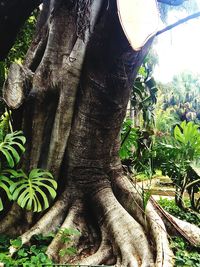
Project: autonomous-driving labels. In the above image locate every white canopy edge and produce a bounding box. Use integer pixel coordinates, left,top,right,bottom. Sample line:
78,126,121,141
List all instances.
117,0,160,51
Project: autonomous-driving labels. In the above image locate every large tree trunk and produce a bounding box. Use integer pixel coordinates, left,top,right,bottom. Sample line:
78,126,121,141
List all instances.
2,1,200,266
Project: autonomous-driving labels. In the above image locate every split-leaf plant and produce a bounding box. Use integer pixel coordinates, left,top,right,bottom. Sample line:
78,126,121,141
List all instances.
0,111,57,212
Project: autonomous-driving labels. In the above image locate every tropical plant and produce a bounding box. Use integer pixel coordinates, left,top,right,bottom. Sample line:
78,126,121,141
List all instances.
0,112,57,212
119,118,138,161
0,129,26,211
155,107,180,135
10,169,57,212
0,234,54,267
131,64,158,128
120,118,155,175
157,71,200,124
159,198,200,266
0,131,25,168
155,121,200,211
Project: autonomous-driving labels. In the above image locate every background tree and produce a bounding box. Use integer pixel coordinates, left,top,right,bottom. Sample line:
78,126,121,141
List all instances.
0,0,200,266
157,71,200,125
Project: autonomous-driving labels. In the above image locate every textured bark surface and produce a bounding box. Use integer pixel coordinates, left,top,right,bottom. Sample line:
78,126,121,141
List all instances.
2,0,200,266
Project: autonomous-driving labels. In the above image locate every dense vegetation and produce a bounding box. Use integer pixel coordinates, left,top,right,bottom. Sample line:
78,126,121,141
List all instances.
0,199,199,267
0,3,199,267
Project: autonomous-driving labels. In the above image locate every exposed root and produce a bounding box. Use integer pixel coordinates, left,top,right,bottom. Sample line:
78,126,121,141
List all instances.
92,187,156,267
46,199,85,262
46,196,101,264
113,175,174,267
76,236,113,266
9,189,70,255
160,209,200,246
4,174,200,266
145,206,174,267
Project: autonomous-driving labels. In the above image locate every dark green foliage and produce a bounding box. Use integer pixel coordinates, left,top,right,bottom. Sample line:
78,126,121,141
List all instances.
0,230,81,266
0,112,10,142
119,118,138,160
119,118,155,174
0,234,53,267
159,198,200,266
5,12,37,68
58,228,80,257
0,112,57,212
132,65,158,128
158,198,200,227
171,237,200,267
155,121,200,211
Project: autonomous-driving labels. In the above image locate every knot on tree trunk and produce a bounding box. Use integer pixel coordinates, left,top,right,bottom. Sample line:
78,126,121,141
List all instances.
3,63,33,109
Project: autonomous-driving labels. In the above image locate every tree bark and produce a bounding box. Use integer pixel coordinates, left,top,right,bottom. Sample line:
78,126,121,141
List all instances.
2,0,200,266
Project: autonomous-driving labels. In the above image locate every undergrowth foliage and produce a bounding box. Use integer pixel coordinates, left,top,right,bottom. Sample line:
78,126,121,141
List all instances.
159,198,200,267
156,121,200,211
0,229,80,267
0,233,54,267
0,202,199,266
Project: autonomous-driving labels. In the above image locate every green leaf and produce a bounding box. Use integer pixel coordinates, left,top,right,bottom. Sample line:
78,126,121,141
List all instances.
10,238,22,249
0,131,26,167
10,168,57,212
0,198,3,211
59,247,77,257
0,148,15,167
29,169,53,179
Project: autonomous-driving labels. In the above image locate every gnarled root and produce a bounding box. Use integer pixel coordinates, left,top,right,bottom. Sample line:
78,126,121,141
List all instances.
9,189,70,255
5,175,200,266
92,187,156,267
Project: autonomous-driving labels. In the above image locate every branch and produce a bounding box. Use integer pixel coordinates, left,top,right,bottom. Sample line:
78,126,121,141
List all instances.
156,11,200,36
157,0,185,6
0,0,41,60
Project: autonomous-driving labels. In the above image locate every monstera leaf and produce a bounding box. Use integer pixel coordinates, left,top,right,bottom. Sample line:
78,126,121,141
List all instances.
10,169,57,212
0,131,26,168
0,170,14,211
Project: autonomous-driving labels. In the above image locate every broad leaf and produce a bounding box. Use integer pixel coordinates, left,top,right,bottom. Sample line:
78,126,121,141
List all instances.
0,131,26,167
10,169,57,212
